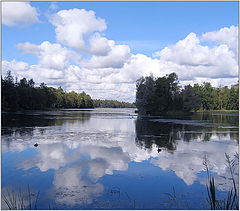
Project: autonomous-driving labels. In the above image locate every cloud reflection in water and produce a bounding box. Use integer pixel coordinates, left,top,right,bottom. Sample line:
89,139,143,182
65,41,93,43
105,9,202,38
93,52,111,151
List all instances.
1,110,239,206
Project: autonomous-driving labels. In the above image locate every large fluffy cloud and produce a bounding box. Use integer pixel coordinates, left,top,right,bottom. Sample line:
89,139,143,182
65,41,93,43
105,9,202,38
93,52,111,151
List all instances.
2,60,62,85
50,8,106,50
2,6,238,102
88,33,111,56
201,25,238,55
154,31,237,81
82,41,131,69
50,8,131,69
2,2,39,26
16,41,78,70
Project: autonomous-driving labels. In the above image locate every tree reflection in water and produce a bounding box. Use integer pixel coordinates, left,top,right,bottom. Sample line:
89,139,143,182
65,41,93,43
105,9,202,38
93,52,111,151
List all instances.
1,109,239,209
135,112,238,152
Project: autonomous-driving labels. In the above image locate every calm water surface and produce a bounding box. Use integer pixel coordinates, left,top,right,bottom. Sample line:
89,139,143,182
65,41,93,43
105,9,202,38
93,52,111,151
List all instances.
1,108,239,209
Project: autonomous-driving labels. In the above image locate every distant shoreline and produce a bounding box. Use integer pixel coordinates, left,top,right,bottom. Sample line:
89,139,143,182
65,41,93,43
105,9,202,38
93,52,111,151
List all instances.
1,107,137,113
2,108,238,115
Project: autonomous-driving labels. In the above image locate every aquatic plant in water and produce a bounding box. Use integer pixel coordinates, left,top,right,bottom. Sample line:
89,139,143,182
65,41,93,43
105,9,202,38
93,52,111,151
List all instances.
2,185,39,210
203,153,239,210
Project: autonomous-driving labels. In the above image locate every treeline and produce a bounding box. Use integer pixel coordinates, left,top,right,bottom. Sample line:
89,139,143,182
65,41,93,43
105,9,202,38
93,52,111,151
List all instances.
136,73,239,115
93,99,135,108
2,71,94,111
1,71,135,111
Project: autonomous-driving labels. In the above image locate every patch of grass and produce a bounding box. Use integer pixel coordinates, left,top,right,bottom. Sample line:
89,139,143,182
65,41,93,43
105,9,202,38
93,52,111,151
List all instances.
196,110,239,113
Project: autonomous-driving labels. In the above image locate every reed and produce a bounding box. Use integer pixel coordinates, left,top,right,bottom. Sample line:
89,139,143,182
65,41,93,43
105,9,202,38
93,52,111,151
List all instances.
203,153,239,210
2,186,39,210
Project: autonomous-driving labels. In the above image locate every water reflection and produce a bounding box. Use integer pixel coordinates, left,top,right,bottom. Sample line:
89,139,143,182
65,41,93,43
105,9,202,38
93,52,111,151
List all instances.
135,114,238,152
135,119,178,151
53,160,105,206
1,111,91,131
19,144,130,206
1,109,239,209
135,114,238,187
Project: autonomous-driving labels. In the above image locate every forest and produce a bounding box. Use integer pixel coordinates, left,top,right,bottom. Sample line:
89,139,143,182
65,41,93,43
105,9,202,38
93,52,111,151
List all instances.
2,71,238,113
1,71,134,111
136,73,239,115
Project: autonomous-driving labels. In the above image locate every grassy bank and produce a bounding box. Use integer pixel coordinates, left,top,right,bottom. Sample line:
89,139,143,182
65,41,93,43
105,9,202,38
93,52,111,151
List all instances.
196,110,239,113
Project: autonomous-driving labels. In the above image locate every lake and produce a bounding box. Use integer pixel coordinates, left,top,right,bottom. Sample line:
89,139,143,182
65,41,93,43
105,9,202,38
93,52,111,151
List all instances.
1,108,239,209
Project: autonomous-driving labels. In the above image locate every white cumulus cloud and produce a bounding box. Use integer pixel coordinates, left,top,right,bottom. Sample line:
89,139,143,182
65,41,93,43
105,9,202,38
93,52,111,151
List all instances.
88,33,111,56
2,2,39,26
50,8,106,50
154,31,237,81
201,25,238,54
16,41,78,70
82,41,131,69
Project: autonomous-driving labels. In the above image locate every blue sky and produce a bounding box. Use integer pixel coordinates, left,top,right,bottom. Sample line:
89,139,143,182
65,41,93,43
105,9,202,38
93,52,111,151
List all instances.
2,1,238,102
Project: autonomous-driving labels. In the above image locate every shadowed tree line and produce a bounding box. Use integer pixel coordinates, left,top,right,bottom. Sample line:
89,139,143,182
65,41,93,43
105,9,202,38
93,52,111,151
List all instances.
1,71,134,111
2,71,93,110
136,73,239,115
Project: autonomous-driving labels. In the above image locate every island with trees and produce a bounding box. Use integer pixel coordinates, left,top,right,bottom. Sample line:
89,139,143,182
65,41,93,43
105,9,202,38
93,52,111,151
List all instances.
135,72,239,115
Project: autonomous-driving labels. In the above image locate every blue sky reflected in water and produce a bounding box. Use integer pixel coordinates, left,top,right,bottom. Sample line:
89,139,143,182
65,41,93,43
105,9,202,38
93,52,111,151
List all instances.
2,109,239,209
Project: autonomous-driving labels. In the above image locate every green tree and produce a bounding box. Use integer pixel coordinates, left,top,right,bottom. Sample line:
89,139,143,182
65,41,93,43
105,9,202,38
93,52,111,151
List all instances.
226,84,239,110
136,73,181,115
2,71,19,110
181,85,202,111
135,74,156,114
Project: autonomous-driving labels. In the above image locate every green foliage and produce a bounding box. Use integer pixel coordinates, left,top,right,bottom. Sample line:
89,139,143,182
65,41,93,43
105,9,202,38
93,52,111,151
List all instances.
226,84,239,110
136,73,182,115
1,72,134,111
136,74,156,114
181,85,202,111
1,72,94,111
135,73,239,115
